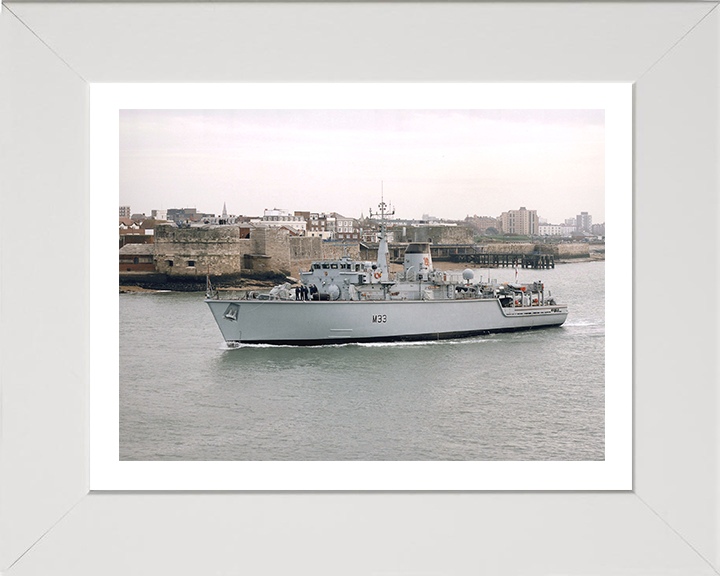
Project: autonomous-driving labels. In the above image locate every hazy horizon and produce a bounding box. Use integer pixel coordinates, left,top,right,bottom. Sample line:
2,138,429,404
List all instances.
120,109,605,225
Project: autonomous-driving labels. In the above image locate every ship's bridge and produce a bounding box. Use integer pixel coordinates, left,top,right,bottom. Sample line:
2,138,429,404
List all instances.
310,258,364,272
302,257,385,300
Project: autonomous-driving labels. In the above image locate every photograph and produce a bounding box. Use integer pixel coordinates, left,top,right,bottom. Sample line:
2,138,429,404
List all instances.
7,2,717,573
119,107,606,462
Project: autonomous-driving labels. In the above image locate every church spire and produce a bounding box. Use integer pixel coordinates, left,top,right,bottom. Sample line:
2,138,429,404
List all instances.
222,202,228,218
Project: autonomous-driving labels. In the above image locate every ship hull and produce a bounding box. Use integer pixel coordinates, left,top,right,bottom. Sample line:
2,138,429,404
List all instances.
205,298,568,346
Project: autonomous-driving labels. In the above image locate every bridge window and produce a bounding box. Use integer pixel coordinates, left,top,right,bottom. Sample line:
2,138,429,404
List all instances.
405,243,429,254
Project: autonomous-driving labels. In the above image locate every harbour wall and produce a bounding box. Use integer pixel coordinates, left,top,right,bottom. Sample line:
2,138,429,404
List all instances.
154,224,250,276
546,243,592,258
556,243,592,258
394,225,475,245
123,225,597,289
479,242,591,259
321,242,361,262
131,224,322,287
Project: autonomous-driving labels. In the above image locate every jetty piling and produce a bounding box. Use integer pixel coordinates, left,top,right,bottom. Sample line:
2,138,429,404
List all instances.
379,243,557,269
450,252,555,269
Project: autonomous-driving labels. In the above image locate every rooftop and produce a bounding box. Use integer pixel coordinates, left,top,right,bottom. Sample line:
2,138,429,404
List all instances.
119,243,154,255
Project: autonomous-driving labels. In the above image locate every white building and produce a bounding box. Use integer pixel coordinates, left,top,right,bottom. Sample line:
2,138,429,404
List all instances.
307,229,333,240
264,208,292,218
151,209,167,221
539,224,562,236
251,208,307,235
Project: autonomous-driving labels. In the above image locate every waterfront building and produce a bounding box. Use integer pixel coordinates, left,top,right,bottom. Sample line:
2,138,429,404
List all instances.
591,222,605,237
539,224,562,236
361,229,382,243
119,218,140,231
119,218,157,247
151,209,167,221
331,213,361,240
120,206,131,218
305,212,333,240
560,224,577,237
119,243,156,272
324,214,336,237
576,211,592,233
498,207,539,236
252,208,307,235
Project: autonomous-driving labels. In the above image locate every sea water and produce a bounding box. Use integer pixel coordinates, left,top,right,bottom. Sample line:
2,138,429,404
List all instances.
120,261,604,461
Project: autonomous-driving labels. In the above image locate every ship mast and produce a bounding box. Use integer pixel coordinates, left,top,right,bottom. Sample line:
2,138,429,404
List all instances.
369,182,394,283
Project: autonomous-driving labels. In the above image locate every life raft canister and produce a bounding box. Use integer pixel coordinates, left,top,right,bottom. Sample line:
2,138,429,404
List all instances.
374,271,382,279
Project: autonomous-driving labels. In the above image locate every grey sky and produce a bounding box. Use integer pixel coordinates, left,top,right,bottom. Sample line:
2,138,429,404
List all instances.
120,109,605,224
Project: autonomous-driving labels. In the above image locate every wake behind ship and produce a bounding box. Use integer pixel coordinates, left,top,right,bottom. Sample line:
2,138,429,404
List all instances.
205,200,568,346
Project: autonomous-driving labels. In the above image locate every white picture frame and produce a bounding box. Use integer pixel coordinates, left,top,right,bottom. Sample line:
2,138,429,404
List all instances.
2,2,719,574
92,82,631,492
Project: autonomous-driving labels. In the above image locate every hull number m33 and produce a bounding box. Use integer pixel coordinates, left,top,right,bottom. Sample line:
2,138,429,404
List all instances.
372,314,388,324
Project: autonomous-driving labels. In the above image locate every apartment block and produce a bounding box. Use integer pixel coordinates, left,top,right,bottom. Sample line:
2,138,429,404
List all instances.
498,207,539,235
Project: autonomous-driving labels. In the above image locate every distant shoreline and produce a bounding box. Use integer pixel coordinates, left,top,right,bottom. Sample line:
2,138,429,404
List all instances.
119,256,603,293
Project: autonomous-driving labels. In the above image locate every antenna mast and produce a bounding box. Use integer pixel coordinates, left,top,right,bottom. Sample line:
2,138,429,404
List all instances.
370,181,394,226
368,182,394,285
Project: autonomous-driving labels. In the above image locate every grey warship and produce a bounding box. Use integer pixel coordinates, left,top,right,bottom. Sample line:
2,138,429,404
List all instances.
205,201,568,346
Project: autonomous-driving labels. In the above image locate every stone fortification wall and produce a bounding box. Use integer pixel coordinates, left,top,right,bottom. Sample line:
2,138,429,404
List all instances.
556,243,591,258
395,225,474,245
290,236,322,261
153,225,323,278
479,242,590,258
321,242,361,261
154,224,250,276
250,228,291,273
481,243,536,255
290,236,323,275
535,243,590,258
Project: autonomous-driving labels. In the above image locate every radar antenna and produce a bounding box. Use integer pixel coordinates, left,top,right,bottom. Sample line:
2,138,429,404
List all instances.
369,181,395,225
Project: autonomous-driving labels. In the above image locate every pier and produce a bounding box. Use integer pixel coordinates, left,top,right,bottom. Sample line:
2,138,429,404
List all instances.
384,243,478,263
377,243,556,269
449,252,555,269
